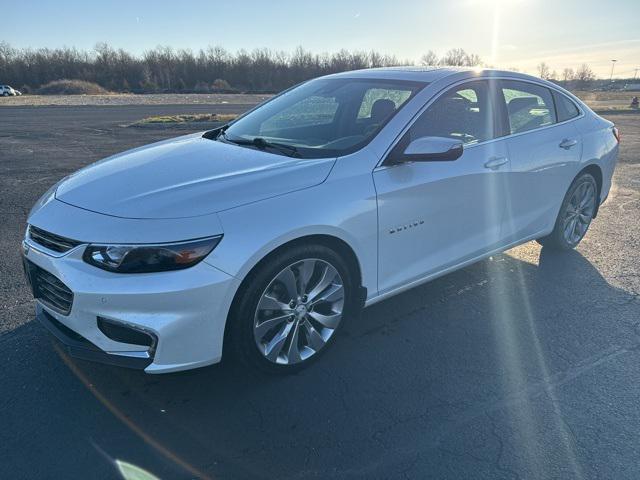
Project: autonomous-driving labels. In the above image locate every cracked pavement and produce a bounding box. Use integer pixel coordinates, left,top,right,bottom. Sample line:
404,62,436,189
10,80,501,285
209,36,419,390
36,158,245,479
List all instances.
1,105,640,479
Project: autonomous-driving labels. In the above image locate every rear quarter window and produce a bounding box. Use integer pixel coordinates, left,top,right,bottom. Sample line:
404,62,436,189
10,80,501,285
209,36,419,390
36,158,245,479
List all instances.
553,91,581,122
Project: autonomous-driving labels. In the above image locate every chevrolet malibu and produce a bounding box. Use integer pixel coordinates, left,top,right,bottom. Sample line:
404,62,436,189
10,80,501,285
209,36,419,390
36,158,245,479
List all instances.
23,67,619,374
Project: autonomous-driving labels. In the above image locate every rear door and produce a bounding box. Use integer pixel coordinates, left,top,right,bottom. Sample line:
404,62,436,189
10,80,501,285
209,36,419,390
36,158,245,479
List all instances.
497,80,582,242
373,80,511,294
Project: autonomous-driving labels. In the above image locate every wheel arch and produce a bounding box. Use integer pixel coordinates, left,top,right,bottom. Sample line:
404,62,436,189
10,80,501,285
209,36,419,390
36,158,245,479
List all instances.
233,233,364,301
225,233,367,312
579,163,603,217
222,233,367,356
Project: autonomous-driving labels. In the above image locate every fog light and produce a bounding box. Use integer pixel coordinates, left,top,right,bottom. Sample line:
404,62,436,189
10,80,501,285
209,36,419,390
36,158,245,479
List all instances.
97,317,157,350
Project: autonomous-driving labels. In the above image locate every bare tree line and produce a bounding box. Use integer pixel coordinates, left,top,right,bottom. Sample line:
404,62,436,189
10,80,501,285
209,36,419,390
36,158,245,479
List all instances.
0,43,492,93
0,43,415,93
0,42,602,94
536,61,596,89
419,49,482,67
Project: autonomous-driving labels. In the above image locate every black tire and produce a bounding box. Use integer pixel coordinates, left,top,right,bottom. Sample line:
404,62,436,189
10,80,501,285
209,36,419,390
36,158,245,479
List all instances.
1,92,8,97
537,172,598,250
226,243,357,374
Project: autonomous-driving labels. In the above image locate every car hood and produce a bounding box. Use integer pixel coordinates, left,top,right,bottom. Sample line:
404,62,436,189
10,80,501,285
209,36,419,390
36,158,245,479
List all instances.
55,133,335,219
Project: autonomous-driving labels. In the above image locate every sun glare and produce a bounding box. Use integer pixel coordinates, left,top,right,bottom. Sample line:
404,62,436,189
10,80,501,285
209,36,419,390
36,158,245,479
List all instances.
465,0,527,67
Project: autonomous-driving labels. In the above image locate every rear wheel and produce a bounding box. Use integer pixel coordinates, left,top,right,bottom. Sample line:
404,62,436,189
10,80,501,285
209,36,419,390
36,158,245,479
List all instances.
227,244,356,373
537,172,598,250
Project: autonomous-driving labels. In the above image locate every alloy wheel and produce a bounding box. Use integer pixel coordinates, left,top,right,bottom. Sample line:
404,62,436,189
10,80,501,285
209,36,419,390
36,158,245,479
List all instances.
253,258,345,365
563,181,596,245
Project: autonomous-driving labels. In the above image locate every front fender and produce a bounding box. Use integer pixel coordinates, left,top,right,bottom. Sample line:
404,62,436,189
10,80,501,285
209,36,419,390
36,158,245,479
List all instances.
204,172,379,302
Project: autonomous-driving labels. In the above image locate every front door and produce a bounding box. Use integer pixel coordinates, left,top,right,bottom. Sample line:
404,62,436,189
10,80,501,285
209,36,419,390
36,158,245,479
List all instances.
374,80,511,294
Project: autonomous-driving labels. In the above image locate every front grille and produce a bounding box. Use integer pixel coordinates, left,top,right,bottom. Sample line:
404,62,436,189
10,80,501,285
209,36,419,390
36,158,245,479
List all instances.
28,225,81,253
24,260,74,315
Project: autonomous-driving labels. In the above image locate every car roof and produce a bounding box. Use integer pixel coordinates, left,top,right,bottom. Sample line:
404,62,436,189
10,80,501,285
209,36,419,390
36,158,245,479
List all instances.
325,66,546,84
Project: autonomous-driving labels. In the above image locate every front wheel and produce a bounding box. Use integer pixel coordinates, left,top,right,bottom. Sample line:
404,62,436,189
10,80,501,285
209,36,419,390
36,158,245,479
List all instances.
227,244,356,374
537,172,598,250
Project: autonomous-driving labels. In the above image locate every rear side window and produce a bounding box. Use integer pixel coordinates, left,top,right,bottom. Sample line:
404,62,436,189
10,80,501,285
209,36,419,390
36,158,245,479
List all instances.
553,91,580,122
404,80,496,145
500,80,556,134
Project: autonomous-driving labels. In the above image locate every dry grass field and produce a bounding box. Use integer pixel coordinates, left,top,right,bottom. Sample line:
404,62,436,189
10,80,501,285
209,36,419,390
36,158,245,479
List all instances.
573,90,639,109
0,92,272,107
1,90,638,114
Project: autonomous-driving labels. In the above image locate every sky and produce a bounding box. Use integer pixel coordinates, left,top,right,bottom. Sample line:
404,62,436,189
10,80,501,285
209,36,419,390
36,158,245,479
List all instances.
2,0,639,78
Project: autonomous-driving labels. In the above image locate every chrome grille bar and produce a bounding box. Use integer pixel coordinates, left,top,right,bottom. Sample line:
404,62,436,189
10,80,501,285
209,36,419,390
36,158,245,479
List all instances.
28,225,81,253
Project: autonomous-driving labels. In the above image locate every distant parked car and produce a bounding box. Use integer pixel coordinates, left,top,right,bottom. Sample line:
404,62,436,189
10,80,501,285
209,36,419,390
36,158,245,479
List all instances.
0,85,18,96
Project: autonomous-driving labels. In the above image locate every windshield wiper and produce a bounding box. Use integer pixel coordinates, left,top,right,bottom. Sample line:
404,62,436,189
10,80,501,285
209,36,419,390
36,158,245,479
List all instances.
226,136,301,158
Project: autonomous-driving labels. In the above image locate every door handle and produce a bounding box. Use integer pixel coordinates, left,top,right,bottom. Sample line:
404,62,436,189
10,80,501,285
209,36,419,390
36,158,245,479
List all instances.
559,138,578,149
484,156,509,170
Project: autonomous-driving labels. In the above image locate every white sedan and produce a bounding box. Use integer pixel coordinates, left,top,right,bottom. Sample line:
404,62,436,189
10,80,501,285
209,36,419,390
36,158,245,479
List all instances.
23,67,619,373
1,85,18,96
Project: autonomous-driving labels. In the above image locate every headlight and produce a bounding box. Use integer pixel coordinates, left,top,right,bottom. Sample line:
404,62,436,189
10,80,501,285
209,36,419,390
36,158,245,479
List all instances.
83,236,222,273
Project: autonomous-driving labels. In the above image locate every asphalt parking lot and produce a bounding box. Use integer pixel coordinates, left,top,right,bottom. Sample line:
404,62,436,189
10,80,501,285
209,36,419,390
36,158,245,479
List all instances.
1,104,640,479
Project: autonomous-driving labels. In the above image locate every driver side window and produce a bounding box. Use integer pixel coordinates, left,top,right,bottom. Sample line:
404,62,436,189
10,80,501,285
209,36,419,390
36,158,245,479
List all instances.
405,81,496,145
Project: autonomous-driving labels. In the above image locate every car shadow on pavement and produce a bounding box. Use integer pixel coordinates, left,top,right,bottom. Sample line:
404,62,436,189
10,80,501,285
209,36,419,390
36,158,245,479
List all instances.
3,246,639,479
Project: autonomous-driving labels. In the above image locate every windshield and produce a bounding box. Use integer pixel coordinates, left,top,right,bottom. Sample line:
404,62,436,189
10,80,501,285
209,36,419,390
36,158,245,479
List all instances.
222,78,426,158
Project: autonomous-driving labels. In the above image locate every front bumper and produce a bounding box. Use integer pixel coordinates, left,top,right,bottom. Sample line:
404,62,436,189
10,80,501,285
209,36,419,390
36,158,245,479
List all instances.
23,238,240,374
36,305,153,369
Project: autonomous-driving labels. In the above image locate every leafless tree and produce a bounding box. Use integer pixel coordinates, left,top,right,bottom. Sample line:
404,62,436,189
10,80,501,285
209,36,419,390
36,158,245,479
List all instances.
537,62,551,79
465,53,482,67
575,63,596,88
420,50,438,66
435,48,483,67
562,68,575,82
440,48,468,66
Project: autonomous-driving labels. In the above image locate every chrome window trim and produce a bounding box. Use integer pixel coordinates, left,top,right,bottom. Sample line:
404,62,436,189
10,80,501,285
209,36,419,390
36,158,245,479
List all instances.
374,75,586,170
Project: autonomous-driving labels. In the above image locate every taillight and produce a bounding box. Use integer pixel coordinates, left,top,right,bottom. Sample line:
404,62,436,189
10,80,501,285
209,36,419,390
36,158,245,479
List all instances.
612,126,621,143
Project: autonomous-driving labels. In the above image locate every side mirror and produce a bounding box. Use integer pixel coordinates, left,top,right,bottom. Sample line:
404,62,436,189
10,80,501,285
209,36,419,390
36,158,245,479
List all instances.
391,136,464,164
